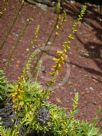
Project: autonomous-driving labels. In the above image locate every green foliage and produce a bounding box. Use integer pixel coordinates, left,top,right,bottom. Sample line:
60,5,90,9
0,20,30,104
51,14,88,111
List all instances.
7,78,51,135
0,69,8,107
0,124,11,136
8,78,50,110
0,120,19,136
78,122,102,136
0,77,102,136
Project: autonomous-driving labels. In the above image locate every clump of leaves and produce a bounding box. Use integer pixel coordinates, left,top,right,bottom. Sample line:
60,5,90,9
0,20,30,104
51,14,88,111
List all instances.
0,77,102,136
7,78,51,135
0,118,19,136
0,69,8,107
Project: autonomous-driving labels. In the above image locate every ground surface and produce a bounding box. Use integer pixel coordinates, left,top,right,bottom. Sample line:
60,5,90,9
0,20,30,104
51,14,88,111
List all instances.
0,0,102,123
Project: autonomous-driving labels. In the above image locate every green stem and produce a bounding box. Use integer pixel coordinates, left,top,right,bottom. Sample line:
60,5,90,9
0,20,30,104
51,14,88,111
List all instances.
7,19,30,67
21,51,38,80
0,2,24,50
31,15,60,78
35,60,42,81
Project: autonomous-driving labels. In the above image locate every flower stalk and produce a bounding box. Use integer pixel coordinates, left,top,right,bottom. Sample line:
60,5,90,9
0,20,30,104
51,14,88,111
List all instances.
6,17,33,67
0,1,25,50
48,5,87,87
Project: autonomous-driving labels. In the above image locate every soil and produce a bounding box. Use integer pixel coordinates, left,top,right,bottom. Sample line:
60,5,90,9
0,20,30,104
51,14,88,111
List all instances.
0,0,102,126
